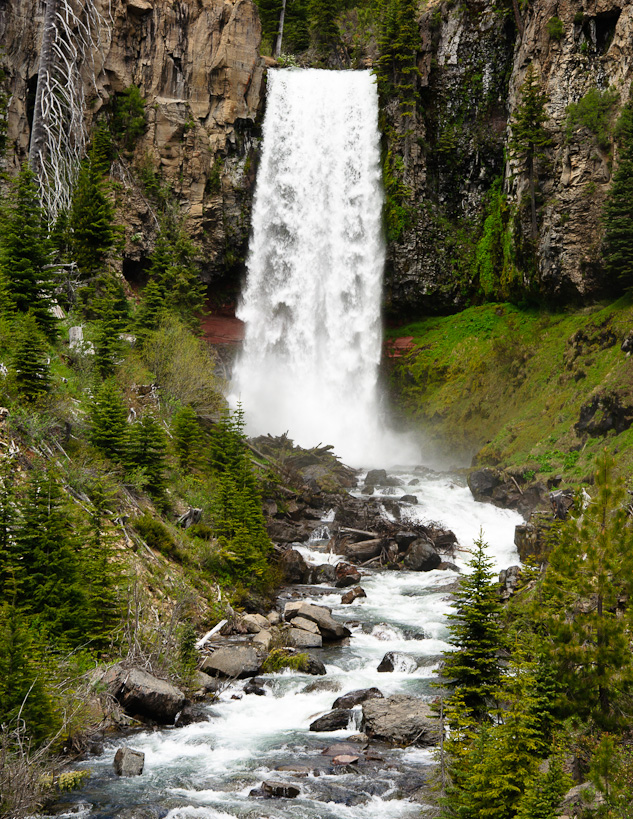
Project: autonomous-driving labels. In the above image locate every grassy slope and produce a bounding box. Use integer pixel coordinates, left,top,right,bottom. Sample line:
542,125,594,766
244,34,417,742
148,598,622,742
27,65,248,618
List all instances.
387,295,633,483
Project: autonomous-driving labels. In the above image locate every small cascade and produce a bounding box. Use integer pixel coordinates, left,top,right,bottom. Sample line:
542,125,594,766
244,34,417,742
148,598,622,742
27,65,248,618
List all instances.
231,69,415,466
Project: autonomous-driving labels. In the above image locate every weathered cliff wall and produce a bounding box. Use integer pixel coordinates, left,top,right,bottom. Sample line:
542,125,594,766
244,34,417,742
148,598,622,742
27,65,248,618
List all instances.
0,0,265,289
383,0,633,317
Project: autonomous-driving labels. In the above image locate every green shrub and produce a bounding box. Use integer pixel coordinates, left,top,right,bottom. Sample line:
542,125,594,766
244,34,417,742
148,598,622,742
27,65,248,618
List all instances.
566,87,619,150
261,649,310,673
546,16,564,41
133,513,176,556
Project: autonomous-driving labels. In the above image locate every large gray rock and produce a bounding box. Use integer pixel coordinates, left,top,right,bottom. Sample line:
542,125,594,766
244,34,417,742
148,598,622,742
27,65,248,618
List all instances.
333,687,383,709
288,628,322,648
276,547,310,582
377,651,418,673
402,539,441,572
311,563,338,584
309,709,353,732
342,538,383,563
362,695,441,746
261,780,301,798
113,747,145,776
284,601,351,641
103,665,185,724
201,646,262,679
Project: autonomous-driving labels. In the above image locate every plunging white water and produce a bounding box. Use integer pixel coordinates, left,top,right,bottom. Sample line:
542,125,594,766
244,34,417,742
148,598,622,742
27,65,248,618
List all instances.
231,69,414,467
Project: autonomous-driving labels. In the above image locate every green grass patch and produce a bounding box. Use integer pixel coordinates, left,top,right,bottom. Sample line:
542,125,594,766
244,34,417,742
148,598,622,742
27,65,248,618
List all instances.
388,297,633,481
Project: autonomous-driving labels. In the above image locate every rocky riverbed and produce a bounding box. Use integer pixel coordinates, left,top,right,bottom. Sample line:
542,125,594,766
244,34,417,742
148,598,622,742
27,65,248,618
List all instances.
51,465,522,819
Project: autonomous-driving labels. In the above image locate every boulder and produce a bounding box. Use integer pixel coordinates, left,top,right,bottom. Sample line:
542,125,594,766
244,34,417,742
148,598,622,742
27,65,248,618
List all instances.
437,561,460,572
266,610,282,626
362,695,441,746
341,586,366,604
241,613,270,633
244,678,267,696
292,616,321,634
276,547,310,582
365,469,388,486
261,780,301,798
309,708,353,731
200,646,262,679
311,563,338,584
377,651,418,673
288,628,322,648
194,670,224,695
332,754,359,765
402,539,441,572
468,468,502,500
113,747,145,777
560,782,605,813
252,630,273,650
400,494,418,504
499,565,522,601
174,703,209,727
284,601,351,641
335,563,362,587
333,687,383,709
103,665,185,724
303,654,327,675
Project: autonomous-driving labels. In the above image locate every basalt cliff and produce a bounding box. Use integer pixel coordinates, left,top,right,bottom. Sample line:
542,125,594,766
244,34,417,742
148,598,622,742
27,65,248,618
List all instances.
0,0,631,310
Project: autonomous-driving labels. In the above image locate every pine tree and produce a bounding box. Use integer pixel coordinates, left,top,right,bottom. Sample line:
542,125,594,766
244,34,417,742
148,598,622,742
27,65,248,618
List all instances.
376,0,420,116
0,165,57,338
12,312,51,402
80,479,120,650
309,0,341,58
145,225,205,324
0,603,57,744
209,407,272,586
509,64,551,241
602,94,633,286
135,278,167,340
439,534,503,720
14,470,84,645
541,450,633,728
515,757,571,819
89,379,128,460
172,405,202,471
0,456,18,600
69,149,116,276
125,414,168,496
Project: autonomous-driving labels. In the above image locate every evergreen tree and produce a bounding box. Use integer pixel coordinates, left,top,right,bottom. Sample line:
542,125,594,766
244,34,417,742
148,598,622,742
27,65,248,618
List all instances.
309,0,341,58
541,451,633,729
80,479,120,650
89,379,128,460
0,456,18,600
145,224,205,324
439,534,503,720
376,0,420,115
209,407,272,586
69,148,116,276
602,94,633,287
11,312,51,402
0,603,57,744
515,757,571,819
509,64,551,241
0,266,14,319
124,414,168,496
0,165,57,338
135,278,167,340
111,85,147,151
13,470,84,645
172,405,202,471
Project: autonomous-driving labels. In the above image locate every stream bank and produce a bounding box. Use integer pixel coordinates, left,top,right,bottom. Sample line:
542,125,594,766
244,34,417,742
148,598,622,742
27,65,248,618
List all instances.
52,464,521,819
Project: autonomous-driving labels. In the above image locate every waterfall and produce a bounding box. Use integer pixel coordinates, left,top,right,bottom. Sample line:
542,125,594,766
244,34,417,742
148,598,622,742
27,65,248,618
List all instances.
231,69,415,467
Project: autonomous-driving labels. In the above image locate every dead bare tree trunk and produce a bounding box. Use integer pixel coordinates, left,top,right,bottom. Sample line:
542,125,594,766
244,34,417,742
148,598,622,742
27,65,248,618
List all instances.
274,0,287,58
511,0,524,37
29,0,59,181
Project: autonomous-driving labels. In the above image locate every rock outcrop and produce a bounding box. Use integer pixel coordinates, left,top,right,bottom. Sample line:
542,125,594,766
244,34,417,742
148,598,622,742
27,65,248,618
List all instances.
1,0,264,287
361,695,441,747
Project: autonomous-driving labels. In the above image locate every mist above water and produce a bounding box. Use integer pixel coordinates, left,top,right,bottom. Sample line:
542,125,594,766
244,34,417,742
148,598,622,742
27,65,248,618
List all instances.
230,69,417,467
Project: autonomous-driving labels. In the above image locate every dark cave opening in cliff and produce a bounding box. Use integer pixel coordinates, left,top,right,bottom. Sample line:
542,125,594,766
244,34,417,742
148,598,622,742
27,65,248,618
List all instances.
583,9,621,55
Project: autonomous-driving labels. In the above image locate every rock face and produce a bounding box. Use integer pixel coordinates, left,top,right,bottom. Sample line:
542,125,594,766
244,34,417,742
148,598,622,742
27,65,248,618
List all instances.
113,747,145,777
1,0,264,285
382,0,633,314
104,665,185,724
362,696,441,747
